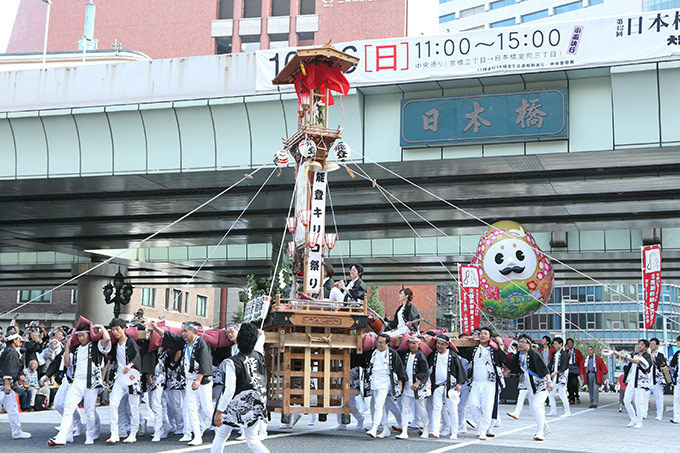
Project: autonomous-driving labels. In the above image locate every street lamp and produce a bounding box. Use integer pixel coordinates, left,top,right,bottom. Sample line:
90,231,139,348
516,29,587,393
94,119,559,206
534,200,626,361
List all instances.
41,0,52,69
444,288,455,332
103,269,134,319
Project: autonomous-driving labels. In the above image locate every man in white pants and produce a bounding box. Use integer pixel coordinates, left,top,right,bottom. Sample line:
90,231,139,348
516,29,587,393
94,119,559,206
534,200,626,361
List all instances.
396,336,431,439
547,337,570,416
365,334,406,438
0,333,31,440
669,335,680,424
334,366,365,430
49,323,111,446
460,327,508,441
426,335,465,440
646,338,666,420
615,339,652,428
147,347,170,441
107,318,143,444
164,349,186,435
152,321,213,446
506,335,554,441
212,324,268,453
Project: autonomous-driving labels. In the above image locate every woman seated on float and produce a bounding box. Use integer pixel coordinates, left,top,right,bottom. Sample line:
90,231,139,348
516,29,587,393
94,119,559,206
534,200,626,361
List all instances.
334,263,367,306
322,262,345,303
385,287,420,337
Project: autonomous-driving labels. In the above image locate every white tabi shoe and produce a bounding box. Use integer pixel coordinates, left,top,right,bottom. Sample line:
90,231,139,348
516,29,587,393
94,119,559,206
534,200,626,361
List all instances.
377,429,390,438
178,434,192,441
188,436,203,446
450,433,458,440
123,434,137,444
13,432,31,440
151,436,161,442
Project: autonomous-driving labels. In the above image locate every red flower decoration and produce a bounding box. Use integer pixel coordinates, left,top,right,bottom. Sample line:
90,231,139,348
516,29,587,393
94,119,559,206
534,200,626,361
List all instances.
527,281,537,291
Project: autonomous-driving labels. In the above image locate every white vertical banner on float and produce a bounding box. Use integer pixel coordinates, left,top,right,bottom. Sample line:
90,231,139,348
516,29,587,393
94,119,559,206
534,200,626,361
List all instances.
305,171,327,295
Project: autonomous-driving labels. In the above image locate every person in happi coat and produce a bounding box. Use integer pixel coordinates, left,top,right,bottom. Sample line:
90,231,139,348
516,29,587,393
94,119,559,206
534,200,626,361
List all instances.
506,335,554,441
364,334,407,439
152,321,213,446
547,337,570,416
49,323,111,446
427,335,466,440
0,333,32,439
395,335,431,439
457,327,509,440
614,339,653,428
211,323,269,453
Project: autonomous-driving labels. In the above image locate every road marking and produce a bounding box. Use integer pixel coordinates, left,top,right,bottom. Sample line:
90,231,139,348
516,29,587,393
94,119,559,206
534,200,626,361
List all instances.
426,402,617,453
157,426,331,453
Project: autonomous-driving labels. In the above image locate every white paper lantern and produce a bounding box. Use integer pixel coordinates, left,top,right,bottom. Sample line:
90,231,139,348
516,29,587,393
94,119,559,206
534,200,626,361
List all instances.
274,150,289,167
298,139,317,158
332,141,351,162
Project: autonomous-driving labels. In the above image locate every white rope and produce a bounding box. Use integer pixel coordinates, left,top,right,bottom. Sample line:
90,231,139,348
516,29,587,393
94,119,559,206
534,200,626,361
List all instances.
170,167,278,308
326,185,347,280
267,171,299,299
343,159,609,345
0,165,268,320
346,160,506,336
344,149,680,335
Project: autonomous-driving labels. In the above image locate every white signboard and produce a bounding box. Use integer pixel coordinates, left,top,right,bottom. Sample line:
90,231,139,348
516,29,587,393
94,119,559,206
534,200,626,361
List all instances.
256,11,680,92
305,171,327,295
244,295,271,324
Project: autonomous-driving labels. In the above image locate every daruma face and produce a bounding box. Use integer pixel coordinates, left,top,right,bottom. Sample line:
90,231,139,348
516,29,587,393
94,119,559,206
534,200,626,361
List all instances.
471,220,554,319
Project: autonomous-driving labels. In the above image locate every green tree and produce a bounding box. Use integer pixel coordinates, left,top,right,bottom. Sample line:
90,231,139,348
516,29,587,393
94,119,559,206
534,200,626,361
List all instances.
367,286,385,318
232,305,244,324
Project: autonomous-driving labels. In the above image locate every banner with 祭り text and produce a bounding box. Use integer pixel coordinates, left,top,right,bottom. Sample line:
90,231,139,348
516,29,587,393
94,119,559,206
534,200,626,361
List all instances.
459,264,481,334
255,10,680,93
642,245,662,330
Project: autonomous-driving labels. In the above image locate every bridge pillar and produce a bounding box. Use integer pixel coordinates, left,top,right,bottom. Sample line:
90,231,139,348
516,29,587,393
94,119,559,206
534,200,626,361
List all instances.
73,263,128,326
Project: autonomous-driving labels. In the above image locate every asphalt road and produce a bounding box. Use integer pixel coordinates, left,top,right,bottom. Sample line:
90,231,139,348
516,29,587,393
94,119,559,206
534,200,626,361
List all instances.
2,393,679,453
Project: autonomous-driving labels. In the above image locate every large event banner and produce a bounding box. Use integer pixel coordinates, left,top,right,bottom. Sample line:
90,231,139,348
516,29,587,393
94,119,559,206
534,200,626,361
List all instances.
642,245,662,330
459,264,481,334
256,10,680,92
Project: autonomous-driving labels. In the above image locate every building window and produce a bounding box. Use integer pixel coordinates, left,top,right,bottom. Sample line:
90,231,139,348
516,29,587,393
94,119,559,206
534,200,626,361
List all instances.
196,295,207,317
18,289,51,304
172,289,183,312
491,18,516,28
300,0,315,15
271,0,290,16
521,9,549,23
141,288,156,308
219,0,234,19
439,13,456,24
243,0,261,18
439,0,454,3
185,292,190,314
491,0,516,10
647,0,680,10
590,0,605,4
460,5,485,18
71,289,78,305
555,1,583,14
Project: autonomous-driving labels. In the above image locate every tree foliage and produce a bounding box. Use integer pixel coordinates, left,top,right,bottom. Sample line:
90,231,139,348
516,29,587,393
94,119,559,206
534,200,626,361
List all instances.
367,285,385,318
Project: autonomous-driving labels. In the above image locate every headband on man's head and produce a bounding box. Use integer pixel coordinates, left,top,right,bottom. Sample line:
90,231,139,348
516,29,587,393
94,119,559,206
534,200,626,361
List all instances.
182,322,198,333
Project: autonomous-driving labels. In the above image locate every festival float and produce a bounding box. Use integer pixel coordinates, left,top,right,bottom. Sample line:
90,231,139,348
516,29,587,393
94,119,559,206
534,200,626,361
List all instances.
238,45,555,423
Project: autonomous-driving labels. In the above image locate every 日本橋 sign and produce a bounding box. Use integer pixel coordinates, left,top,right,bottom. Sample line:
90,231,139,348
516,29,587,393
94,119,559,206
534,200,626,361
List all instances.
400,89,567,147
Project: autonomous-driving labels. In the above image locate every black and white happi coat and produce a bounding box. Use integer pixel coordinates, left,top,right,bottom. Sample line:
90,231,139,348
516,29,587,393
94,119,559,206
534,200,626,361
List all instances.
650,350,667,386
399,349,431,399
148,348,168,392
165,350,185,390
548,348,569,385
427,349,467,395
218,350,268,428
362,347,407,398
162,331,213,384
669,350,680,386
508,348,550,394
0,346,23,384
109,336,143,395
71,341,107,389
623,351,652,390
459,344,509,388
